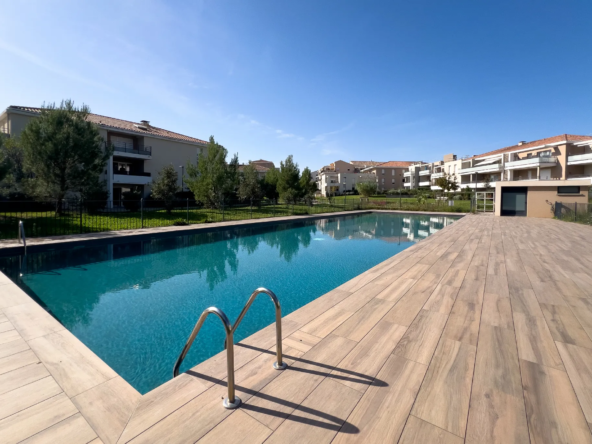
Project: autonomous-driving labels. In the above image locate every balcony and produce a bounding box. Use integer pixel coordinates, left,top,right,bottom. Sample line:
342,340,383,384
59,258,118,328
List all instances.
403,182,411,187
431,172,445,179
505,156,557,170
418,170,431,176
403,171,412,177
567,152,592,165
459,181,497,189
431,185,442,190
459,162,503,175
113,171,152,185
418,181,431,187
113,145,152,159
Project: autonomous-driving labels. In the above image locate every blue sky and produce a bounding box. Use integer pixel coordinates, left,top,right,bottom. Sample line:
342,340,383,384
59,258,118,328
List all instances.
1,1,591,170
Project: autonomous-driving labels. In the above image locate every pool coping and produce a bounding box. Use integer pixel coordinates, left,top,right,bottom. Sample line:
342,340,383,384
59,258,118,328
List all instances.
0,209,467,255
0,210,465,443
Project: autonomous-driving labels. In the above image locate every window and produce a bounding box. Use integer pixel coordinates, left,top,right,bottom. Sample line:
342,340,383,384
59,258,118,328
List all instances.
558,186,581,194
392,179,395,184
382,169,385,174
392,170,395,175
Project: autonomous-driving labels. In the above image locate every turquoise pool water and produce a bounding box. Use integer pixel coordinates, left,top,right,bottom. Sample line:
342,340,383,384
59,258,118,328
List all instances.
0,213,458,394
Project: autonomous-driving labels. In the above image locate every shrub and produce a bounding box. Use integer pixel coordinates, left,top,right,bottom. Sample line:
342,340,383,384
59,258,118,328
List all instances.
122,189,142,211
173,219,188,226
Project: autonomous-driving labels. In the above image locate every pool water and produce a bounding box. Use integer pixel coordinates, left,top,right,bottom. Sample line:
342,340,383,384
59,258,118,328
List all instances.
0,213,458,394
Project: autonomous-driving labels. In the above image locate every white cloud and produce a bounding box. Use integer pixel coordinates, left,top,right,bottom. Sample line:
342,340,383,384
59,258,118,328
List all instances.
0,40,115,92
310,122,355,143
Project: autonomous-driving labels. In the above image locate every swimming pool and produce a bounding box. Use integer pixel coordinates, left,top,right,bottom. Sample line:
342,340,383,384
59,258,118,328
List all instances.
0,212,458,394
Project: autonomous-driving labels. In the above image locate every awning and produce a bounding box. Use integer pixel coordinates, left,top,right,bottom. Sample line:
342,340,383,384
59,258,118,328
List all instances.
474,157,500,166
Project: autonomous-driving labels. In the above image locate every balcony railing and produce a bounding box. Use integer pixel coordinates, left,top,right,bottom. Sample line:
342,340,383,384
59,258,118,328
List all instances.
113,145,152,156
418,181,431,187
431,172,445,179
403,171,412,177
567,152,592,165
419,170,431,176
458,163,503,175
505,156,557,170
115,171,151,177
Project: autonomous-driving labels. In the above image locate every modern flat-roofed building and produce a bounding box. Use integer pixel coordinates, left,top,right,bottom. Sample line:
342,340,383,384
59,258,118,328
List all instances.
0,105,208,201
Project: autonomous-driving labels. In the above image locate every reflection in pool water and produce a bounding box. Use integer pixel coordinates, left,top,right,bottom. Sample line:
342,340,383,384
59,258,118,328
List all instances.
0,213,459,394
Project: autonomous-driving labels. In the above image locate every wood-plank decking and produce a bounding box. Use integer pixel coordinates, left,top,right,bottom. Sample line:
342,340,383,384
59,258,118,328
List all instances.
1,214,592,443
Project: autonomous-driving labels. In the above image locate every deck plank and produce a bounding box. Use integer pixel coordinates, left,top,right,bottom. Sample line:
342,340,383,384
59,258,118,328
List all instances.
393,309,448,365
465,325,529,444
520,358,592,444
411,338,477,437
399,415,464,444
332,355,427,444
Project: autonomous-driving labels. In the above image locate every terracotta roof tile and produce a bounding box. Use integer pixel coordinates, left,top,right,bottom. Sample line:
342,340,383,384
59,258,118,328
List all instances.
8,106,207,145
350,160,384,167
374,161,416,168
475,134,592,158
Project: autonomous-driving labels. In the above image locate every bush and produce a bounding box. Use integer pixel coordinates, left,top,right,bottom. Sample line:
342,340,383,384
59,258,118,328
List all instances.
122,190,142,211
173,219,188,226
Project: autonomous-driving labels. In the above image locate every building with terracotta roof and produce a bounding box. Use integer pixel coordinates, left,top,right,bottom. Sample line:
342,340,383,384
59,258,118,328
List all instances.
362,160,416,192
237,160,276,178
0,105,208,201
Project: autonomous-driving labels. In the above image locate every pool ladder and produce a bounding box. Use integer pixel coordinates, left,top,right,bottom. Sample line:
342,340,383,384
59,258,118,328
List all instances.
173,288,286,409
18,220,26,254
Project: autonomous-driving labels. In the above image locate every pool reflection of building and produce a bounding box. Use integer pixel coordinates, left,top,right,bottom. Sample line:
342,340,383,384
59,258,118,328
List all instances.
317,214,458,243
401,216,456,241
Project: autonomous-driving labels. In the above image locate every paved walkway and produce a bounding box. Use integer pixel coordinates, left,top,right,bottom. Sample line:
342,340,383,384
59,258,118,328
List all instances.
2,214,592,443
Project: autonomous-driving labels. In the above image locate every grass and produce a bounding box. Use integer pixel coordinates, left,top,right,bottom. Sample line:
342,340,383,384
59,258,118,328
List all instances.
0,199,469,240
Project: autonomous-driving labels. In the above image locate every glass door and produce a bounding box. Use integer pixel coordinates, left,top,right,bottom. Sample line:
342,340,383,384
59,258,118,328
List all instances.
501,187,528,216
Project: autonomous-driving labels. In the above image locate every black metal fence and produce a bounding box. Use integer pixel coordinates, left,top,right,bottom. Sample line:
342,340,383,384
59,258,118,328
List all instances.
0,197,469,240
554,201,592,225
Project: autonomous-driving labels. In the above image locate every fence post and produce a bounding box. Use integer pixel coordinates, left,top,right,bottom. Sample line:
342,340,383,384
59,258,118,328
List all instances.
186,198,189,223
79,199,83,234
575,202,578,222
141,198,144,228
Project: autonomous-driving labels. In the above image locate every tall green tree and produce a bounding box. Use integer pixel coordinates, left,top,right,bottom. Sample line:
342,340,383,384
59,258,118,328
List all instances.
185,136,238,208
299,167,318,204
262,167,279,201
238,162,262,207
277,155,301,203
20,100,112,211
151,164,179,213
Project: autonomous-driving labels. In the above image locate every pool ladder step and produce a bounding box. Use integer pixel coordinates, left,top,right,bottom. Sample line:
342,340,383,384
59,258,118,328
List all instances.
173,288,286,409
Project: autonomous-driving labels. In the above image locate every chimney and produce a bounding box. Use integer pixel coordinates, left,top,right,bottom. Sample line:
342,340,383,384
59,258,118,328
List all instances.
518,141,526,146
140,120,150,128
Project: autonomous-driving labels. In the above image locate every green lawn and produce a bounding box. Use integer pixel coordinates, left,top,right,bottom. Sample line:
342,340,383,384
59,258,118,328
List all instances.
0,199,469,240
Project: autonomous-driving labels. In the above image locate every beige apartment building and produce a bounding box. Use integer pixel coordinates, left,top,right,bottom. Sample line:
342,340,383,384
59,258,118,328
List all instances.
316,160,376,196
402,134,592,217
362,161,414,192
0,105,208,201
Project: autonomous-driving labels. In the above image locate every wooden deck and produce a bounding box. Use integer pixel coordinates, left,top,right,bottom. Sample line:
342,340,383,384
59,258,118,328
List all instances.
2,214,592,443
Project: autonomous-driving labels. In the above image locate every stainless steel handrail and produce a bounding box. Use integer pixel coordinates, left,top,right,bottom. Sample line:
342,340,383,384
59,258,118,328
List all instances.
173,307,241,409
18,220,26,254
227,288,287,370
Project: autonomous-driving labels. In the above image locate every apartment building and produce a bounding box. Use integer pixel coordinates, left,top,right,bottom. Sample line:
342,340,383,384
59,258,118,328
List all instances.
316,160,376,196
362,161,414,192
0,105,208,201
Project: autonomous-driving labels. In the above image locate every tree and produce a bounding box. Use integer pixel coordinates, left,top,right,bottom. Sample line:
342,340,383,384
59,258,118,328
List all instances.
185,136,238,208
299,167,318,204
262,167,280,201
151,164,179,213
20,100,112,212
238,162,262,207
434,173,459,200
355,180,377,197
277,155,301,203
